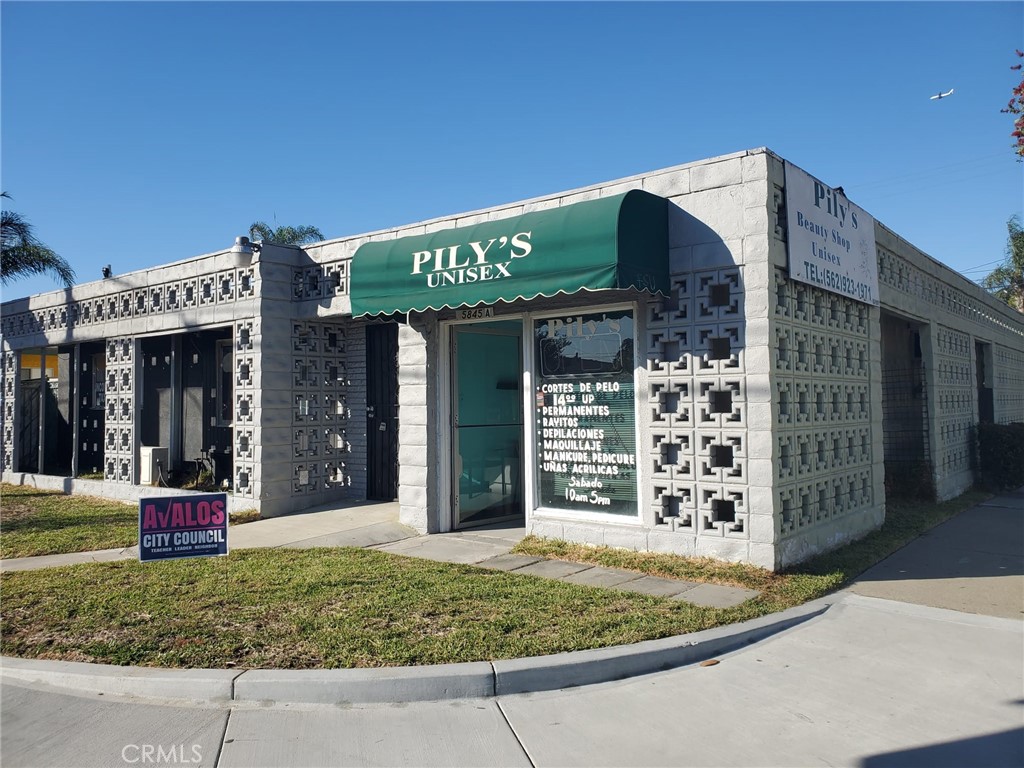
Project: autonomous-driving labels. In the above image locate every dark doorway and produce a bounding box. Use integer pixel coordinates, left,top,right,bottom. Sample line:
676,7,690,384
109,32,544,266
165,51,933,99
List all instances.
879,313,932,500
16,347,72,476
975,341,994,424
366,323,399,501
18,379,41,473
180,329,233,486
78,341,107,477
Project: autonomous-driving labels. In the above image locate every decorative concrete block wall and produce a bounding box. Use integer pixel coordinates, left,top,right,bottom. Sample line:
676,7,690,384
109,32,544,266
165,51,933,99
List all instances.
1,245,271,510
932,324,975,496
770,268,882,566
520,151,778,567
640,152,778,567
233,318,257,501
103,336,138,484
764,153,887,567
288,319,360,501
294,238,357,318
0,256,258,349
1,349,16,473
994,344,1024,423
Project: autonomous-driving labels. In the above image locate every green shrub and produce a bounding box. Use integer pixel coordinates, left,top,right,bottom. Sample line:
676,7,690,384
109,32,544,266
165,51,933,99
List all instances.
977,422,1024,491
884,460,935,501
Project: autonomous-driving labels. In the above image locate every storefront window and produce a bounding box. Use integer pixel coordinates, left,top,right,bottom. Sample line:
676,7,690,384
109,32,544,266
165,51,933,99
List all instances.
534,309,637,517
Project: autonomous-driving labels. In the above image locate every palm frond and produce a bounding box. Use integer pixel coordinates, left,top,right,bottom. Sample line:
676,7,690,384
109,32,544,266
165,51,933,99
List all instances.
1,244,76,287
247,221,324,246
1,209,36,250
1,198,76,287
248,221,274,242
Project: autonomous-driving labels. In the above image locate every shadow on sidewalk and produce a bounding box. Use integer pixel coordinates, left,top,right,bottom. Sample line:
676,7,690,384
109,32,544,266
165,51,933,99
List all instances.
849,491,1024,619
854,499,1023,584
860,725,1024,768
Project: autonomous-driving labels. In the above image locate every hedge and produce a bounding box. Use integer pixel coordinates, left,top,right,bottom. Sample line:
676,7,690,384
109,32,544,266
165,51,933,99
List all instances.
977,422,1024,491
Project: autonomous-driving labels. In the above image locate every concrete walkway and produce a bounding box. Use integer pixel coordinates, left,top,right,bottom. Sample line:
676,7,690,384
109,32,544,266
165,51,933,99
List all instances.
850,487,1024,619
370,522,759,608
0,501,759,608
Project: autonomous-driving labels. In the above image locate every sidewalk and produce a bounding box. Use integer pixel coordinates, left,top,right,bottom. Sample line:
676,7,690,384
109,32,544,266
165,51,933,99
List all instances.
850,488,1024,619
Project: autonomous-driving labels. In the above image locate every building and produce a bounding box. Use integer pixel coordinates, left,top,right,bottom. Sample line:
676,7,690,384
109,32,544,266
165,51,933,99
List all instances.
2,148,1022,570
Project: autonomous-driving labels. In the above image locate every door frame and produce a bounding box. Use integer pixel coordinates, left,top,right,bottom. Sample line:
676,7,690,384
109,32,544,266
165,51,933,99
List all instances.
439,312,527,532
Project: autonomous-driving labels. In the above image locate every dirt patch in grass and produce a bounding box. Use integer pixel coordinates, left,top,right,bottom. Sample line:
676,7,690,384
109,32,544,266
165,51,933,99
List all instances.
1,500,38,523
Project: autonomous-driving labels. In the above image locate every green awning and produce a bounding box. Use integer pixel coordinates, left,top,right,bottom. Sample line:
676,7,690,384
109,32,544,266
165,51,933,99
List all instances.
350,189,669,316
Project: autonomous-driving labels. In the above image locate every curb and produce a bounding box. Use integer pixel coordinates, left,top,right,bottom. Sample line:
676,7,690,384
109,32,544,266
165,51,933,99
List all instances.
491,598,830,696
0,598,832,705
0,655,240,703
234,662,495,705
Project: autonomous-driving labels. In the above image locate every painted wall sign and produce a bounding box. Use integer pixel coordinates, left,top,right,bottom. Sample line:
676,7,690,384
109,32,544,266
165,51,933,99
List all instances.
138,492,228,562
784,161,879,306
534,310,637,516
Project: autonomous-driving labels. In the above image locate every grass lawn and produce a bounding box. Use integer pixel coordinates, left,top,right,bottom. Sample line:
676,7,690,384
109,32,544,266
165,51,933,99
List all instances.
0,484,138,559
0,488,988,669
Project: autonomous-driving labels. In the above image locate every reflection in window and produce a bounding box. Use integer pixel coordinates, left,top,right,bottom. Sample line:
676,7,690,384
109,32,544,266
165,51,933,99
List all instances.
536,312,634,379
217,340,233,424
92,352,106,409
540,333,627,377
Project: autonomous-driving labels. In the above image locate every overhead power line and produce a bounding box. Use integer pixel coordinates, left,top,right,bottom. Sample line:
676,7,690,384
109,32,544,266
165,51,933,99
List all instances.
861,168,1009,202
843,152,1008,192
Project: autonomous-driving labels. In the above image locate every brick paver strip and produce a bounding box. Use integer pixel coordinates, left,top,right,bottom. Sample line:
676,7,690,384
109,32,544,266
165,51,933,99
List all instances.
513,560,594,579
476,554,543,572
672,582,760,608
623,575,700,598
562,566,645,588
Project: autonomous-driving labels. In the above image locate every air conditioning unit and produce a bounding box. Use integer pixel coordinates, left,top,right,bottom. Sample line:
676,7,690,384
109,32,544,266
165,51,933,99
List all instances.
140,446,168,486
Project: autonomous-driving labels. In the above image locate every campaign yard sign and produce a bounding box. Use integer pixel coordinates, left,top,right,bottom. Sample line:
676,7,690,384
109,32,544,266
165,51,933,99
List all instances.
139,493,228,562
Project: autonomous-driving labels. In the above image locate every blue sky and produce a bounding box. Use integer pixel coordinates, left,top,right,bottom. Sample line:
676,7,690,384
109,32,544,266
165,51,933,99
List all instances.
2,1,1021,300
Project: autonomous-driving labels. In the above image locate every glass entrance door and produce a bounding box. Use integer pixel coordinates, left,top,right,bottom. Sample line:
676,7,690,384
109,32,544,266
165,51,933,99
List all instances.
452,322,523,528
